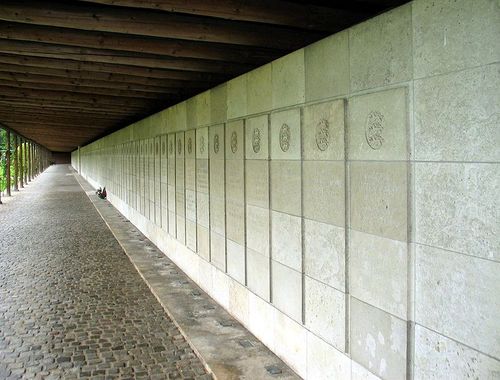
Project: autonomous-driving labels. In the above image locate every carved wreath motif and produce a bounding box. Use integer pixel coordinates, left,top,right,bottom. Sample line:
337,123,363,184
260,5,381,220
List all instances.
252,128,261,153
279,123,291,152
187,137,192,154
169,140,173,155
365,111,384,150
230,131,238,154
315,119,330,151
214,134,220,154
177,139,182,155
162,141,166,155
200,136,205,154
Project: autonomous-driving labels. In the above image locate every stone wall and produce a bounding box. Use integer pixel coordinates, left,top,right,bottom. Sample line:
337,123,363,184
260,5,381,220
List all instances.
72,0,500,378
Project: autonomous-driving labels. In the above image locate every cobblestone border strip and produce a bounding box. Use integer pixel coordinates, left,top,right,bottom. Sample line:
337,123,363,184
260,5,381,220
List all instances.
73,170,299,380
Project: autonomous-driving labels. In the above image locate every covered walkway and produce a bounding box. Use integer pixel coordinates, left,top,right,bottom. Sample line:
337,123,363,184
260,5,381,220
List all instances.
0,165,210,379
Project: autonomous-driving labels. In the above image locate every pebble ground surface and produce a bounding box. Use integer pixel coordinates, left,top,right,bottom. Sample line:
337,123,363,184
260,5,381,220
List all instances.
0,165,211,380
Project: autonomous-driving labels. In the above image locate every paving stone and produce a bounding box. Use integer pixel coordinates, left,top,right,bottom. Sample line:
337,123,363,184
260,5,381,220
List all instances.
0,166,210,379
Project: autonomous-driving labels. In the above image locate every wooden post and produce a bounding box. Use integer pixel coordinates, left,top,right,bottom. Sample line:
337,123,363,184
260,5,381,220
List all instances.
28,141,32,182
13,133,18,191
6,129,11,196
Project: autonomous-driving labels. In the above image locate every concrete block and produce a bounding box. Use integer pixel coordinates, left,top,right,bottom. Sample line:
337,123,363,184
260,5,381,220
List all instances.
350,162,407,242
303,160,345,226
245,114,269,160
209,159,224,197
271,211,302,271
350,297,407,380
210,84,227,124
196,127,209,160
414,324,500,380
305,277,345,351
196,192,209,227
306,331,351,380
272,49,305,109
176,216,185,244
186,219,197,252
248,292,275,350
246,204,269,257
270,108,301,160
185,189,196,221
185,158,196,191
186,97,197,130
352,360,381,380
209,196,225,236
247,63,272,115
210,231,226,271
413,0,500,78
247,248,270,300
226,199,244,245
350,229,407,319
273,309,307,377
270,160,301,216
195,91,211,127
303,99,345,161
229,280,249,326
305,31,349,102
349,4,412,92
245,160,269,209
197,225,210,260
416,244,500,357
271,260,302,323
225,160,244,203
227,74,247,120
348,87,408,161
196,159,209,194
175,189,185,218
168,211,176,236
414,64,500,162
227,239,245,284
415,162,499,260
304,218,345,291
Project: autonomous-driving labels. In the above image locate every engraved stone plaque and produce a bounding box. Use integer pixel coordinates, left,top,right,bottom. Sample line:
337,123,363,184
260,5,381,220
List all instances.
315,119,330,151
252,128,261,153
279,123,291,152
365,111,384,150
231,131,238,153
200,136,206,154
214,134,220,154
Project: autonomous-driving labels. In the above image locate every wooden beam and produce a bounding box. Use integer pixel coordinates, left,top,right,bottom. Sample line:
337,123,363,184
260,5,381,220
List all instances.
76,0,367,32
0,68,207,93
0,79,174,99
0,86,172,108
0,21,282,65
0,106,130,120
0,53,229,81
0,40,252,74
0,0,324,49
0,116,112,129
0,99,161,114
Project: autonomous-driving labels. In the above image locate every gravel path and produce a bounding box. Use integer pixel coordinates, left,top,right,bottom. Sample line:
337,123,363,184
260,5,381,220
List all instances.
0,165,210,380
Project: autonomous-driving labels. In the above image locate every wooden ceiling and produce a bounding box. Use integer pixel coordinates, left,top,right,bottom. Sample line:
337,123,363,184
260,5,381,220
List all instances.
0,0,407,152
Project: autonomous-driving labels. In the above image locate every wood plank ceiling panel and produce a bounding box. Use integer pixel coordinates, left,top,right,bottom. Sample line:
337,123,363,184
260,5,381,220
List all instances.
0,0,407,151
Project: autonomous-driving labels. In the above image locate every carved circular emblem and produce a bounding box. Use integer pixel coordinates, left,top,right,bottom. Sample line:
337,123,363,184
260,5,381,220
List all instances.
252,128,261,153
315,119,330,151
169,140,173,155
187,137,193,154
279,123,291,152
200,136,205,154
230,131,238,153
177,139,182,155
214,134,220,154
162,141,166,155
365,111,384,150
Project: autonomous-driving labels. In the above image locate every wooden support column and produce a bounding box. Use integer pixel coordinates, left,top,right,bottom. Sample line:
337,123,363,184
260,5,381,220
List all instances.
13,133,18,191
27,141,31,182
19,137,24,188
0,127,2,204
6,129,11,196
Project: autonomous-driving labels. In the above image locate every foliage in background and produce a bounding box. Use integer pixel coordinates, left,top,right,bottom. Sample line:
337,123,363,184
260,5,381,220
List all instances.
0,129,31,193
